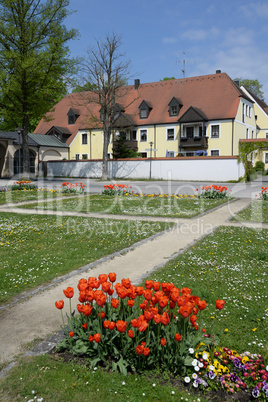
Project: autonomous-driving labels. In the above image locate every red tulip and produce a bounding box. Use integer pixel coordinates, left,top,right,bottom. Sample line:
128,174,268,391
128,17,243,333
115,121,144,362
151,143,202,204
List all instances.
94,333,101,343
128,329,134,338
215,299,225,310
88,335,94,342
69,331,74,337
63,287,74,298
55,300,64,309
108,272,116,282
111,298,119,308
143,347,150,356
160,338,167,346
109,321,115,330
116,320,127,333
175,333,182,341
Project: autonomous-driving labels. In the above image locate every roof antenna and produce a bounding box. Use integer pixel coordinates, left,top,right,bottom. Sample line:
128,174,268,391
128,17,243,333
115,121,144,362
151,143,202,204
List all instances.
176,51,201,78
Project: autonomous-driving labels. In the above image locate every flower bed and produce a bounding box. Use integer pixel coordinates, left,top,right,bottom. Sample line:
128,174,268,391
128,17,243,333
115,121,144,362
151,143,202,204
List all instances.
102,184,131,196
195,185,230,199
61,182,85,194
259,187,268,201
10,180,37,191
55,274,268,399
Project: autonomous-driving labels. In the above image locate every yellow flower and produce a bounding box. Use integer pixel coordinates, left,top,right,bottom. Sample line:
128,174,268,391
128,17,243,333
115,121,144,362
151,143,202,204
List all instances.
242,356,249,364
224,328,228,332
252,328,257,331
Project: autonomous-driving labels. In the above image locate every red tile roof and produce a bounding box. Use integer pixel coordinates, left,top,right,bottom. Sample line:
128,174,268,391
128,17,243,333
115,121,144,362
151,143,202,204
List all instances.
35,72,250,146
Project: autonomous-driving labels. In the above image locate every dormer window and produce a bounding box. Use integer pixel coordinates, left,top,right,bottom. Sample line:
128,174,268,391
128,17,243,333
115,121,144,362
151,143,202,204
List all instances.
67,108,80,125
139,100,152,119
168,97,181,117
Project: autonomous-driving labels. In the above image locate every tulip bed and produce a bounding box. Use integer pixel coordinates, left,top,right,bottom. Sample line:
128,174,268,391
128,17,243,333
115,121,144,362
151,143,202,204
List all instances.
55,274,268,399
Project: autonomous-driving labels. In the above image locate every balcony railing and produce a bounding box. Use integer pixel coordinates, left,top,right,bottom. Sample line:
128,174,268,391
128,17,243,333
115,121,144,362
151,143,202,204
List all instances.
180,136,208,148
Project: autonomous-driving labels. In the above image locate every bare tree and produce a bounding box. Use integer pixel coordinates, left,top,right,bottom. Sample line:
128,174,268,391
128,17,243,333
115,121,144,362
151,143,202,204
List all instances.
80,33,131,180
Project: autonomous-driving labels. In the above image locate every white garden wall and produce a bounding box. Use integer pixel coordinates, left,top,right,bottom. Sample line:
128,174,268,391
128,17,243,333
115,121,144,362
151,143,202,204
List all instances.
42,157,245,182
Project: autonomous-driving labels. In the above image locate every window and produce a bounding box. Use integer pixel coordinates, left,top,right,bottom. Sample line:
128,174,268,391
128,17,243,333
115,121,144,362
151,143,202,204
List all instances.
246,128,249,139
211,150,220,156
168,97,180,116
82,154,88,160
132,130,137,140
139,152,147,158
68,115,75,125
140,129,147,142
249,106,252,118
211,125,219,138
186,126,194,138
170,105,178,116
246,105,248,116
166,150,175,157
75,154,80,160
81,133,88,144
140,109,148,118
266,132,268,139
252,130,254,139
167,128,175,140
265,153,268,163
242,103,245,123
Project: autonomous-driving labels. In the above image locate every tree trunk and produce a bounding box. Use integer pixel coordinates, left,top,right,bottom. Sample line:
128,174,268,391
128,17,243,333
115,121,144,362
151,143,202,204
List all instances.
101,119,110,180
22,117,30,179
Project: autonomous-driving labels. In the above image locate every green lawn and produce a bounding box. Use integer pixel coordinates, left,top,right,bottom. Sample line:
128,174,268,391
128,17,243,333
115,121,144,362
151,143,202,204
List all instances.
0,189,69,204
143,226,268,356
230,200,268,223
18,194,229,218
0,212,173,304
0,354,206,402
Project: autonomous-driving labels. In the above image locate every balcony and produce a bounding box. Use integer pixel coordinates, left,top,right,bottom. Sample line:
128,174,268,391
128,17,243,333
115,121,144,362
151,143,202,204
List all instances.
180,136,208,148
113,139,138,152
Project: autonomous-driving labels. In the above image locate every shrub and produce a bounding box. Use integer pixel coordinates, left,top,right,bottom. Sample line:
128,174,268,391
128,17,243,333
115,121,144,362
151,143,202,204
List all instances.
255,161,265,172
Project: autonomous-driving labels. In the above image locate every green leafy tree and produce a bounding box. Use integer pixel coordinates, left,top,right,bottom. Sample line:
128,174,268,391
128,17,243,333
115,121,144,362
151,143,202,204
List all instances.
235,78,264,100
0,0,78,177
160,77,176,81
71,82,98,93
79,32,131,180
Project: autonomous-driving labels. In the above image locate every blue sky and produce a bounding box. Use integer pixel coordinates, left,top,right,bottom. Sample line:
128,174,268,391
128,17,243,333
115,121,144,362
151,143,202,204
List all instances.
66,0,268,101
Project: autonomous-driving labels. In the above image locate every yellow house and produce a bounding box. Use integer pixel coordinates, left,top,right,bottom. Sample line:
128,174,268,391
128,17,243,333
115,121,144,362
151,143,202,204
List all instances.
34,71,258,162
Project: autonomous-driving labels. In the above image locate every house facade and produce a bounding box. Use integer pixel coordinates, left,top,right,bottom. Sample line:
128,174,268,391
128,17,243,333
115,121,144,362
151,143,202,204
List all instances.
0,132,68,178
34,71,257,162
240,86,268,168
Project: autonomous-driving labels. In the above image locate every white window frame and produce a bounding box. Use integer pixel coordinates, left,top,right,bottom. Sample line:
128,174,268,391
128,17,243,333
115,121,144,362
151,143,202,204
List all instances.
252,130,254,139
166,127,175,141
139,128,148,142
265,152,268,164
246,128,249,139
81,133,88,145
81,154,88,160
210,149,220,156
210,124,220,138
266,132,268,139
166,150,175,157
246,105,248,116
75,154,80,160
249,106,252,118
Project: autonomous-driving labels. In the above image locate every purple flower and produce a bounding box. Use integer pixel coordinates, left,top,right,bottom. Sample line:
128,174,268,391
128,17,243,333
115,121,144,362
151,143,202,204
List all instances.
233,358,243,370
252,387,260,398
208,371,215,380
230,373,238,382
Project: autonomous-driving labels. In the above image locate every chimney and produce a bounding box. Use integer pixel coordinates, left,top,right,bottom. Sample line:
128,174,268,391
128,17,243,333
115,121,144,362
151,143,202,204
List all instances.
134,79,140,90
234,80,240,86
216,70,221,74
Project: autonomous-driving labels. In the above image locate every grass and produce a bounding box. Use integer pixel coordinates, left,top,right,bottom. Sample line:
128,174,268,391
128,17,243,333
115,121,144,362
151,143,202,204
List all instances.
0,354,207,402
18,194,229,218
0,189,70,204
143,226,268,356
230,200,268,223
0,212,173,304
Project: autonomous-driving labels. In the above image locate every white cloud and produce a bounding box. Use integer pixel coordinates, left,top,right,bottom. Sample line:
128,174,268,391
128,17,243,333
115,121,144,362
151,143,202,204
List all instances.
239,2,268,19
181,26,219,42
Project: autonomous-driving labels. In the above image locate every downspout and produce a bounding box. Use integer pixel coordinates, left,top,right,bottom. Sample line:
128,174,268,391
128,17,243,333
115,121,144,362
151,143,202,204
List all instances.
154,125,156,156
231,119,234,156
179,123,182,155
90,130,92,159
